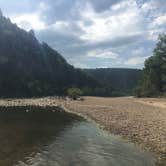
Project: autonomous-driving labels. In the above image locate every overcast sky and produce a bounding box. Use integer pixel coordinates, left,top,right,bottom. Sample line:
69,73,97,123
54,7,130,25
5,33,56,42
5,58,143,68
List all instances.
0,0,166,68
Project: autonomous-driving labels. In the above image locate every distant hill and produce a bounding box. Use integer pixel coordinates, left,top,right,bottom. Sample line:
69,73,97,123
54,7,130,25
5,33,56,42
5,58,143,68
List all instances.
0,13,99,97
84,68,141,96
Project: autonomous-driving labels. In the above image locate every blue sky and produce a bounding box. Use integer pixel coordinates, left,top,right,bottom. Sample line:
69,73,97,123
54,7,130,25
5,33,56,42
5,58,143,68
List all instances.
0,0,166,68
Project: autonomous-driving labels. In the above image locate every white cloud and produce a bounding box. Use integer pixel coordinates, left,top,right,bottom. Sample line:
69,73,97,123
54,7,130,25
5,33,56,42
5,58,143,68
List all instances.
39,2,50,12
87,49,119,59
148,28,165,41
131,47,145,55
78,0,145,43
49,21,70,33
153,14,166,26
9,2,49,31
124,56,149,66
73,62,89,68
11,13,45,30
141,1,156,12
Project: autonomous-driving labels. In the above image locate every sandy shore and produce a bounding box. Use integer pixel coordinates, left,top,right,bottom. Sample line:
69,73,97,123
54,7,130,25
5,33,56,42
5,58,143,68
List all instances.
0,96,165,165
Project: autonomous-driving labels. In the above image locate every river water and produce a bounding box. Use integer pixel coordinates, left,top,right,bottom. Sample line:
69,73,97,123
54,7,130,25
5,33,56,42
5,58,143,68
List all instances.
0,107,155,166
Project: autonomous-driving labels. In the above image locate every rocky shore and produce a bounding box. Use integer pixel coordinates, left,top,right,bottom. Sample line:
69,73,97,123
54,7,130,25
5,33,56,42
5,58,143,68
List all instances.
0,96,165,165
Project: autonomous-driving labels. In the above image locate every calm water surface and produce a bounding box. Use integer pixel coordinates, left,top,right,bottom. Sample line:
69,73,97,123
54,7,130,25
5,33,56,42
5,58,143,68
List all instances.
0,107,155,166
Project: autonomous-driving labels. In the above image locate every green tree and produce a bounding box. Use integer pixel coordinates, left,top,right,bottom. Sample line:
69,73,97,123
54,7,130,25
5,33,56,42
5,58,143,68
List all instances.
67,88,83,100
135,34,166,97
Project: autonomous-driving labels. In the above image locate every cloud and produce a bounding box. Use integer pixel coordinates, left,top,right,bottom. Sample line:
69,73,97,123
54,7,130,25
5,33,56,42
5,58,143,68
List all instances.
8,1,48,30
77,0,149,44
10,13,45,30
87,49,119,59
72,62,89,68
37,0,124,24
131,47,145,55
87,0,123,12
124,56,149,66
151,0,166,9
153,14,166,26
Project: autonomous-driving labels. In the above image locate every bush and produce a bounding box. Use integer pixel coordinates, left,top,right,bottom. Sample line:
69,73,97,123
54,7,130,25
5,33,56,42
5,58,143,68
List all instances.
67,88,83,100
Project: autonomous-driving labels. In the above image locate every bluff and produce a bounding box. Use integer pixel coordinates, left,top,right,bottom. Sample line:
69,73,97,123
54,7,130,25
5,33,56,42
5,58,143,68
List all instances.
0,13,98,97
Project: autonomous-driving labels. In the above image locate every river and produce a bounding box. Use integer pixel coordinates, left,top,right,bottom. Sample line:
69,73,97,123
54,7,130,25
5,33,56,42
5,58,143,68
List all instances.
0,107,155,166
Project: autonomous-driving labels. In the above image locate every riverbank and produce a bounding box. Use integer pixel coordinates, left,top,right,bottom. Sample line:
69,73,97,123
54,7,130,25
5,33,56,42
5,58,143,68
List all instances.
0,96,165,165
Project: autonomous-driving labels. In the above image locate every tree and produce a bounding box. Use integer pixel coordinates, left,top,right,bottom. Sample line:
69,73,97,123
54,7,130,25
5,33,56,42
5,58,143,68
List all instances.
67,88,83,100
135,34,166,97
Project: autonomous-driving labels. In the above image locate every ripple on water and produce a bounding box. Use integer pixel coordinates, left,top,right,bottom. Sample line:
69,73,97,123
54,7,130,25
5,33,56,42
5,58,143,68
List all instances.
16,121,155,166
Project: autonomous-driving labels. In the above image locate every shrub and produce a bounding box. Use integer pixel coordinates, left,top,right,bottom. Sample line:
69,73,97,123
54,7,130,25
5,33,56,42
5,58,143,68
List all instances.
67,88,83,100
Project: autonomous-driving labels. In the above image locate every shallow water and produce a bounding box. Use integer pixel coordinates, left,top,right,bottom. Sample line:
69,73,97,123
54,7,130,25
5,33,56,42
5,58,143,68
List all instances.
0,107,155,166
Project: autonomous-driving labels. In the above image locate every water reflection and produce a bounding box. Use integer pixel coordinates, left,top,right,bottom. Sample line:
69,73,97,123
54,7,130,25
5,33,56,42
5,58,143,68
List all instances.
0,106,155,166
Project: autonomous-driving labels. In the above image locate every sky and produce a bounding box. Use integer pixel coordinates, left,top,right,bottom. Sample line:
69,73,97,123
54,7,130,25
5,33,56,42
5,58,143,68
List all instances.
0,0,166,69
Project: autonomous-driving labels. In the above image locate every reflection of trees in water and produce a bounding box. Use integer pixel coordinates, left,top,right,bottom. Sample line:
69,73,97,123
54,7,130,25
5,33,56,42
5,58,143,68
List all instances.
0,106,82,166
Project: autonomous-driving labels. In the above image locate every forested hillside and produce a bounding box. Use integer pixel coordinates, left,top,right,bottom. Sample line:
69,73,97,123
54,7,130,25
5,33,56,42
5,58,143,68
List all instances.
84,68,141,96
135,34,166,97
0,13,99,97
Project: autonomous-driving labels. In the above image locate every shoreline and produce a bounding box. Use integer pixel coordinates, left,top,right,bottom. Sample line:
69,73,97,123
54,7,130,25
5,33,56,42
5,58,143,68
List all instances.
0,96,165,165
